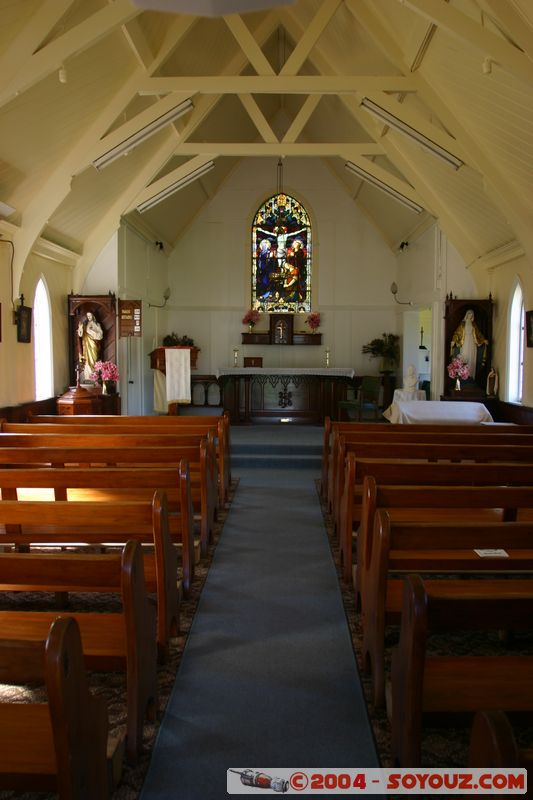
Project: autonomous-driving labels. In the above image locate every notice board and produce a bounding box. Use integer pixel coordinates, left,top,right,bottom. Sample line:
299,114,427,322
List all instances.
118,299,142,337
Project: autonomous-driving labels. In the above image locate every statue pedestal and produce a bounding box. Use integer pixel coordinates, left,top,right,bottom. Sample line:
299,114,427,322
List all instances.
56,385,97,415
57,385,121,415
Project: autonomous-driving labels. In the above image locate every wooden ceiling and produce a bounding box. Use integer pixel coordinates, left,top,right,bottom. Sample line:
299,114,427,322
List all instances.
0,0,532,294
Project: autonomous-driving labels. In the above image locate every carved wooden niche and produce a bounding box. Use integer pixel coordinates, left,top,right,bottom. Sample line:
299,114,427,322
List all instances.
443,296,493,398
68,294,117,386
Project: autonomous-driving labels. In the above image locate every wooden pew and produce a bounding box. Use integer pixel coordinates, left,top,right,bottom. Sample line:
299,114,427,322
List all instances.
0,539,157,762
26,412,232,506
339,456,533,581
0,616,110,798
390,574,533,766
357,478,533,599
469,710,533,790
331,436,533,538
330,429,533,525
0,483,179,659
365,505,533,708
320,416,533,503
0,430,217,554
0,448,196,592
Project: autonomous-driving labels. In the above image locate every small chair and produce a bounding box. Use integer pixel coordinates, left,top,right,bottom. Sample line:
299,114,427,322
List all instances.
337,376,382,421
357,375,381,420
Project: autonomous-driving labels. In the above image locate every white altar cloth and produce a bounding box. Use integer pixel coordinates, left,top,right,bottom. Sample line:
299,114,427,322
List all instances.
154,349,191,412
216,367,355,378
383,400,493,425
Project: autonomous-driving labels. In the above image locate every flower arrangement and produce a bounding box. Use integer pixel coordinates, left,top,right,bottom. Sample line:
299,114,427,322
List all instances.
306,312,321,332
447,354,470,381
242,309,260,327
90,360,119,383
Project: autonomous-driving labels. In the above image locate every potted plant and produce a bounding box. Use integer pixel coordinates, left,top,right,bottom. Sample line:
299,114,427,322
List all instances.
161,333,200,369
361,333,400,373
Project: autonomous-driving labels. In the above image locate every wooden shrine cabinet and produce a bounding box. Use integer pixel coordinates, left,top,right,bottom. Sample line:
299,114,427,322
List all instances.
443,296,493,399
68,294,117,386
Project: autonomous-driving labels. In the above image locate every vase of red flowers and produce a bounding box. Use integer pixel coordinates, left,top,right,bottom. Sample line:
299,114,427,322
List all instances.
242,309,260,332
90,360,119,394
447,354,470,390
306,311,321,333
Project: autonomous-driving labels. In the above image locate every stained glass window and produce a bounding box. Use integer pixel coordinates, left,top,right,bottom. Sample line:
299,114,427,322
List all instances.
251,192,312,314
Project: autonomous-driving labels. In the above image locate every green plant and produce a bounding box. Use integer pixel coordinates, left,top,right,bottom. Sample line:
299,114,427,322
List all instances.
361,332,400,364
163,333,195,346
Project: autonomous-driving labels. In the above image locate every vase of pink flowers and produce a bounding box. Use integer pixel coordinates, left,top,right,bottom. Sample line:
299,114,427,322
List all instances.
242,308,260,332
306,311,321,333
90,360,120,394
447,354,470,390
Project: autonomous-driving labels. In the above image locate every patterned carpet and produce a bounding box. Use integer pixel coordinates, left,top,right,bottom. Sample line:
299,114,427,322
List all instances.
0,479,239,800
315,480,533,769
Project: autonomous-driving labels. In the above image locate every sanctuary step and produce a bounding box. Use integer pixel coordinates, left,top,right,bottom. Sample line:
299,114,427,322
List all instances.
231,424,322,470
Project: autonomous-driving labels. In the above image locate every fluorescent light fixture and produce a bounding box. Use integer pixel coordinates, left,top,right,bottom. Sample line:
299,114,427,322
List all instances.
0,201,16,217
360,97,464,170
92,99,194,170
345,161,424,214
136,161,215,213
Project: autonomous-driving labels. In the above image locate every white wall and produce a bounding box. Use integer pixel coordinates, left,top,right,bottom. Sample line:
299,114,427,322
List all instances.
166,157,400,375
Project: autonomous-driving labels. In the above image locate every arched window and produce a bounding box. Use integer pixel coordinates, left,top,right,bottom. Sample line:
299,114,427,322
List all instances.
507,281,524,403
251,192,312,314
33,277,53,400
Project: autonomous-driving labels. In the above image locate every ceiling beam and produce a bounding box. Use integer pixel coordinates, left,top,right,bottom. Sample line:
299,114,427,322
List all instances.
88,92,195,165
351,0,533,264
341,155,425,208
0,0,75,83
238,95,279,142
75,138,183,291
359,90,466,162
76,12,282,278
0,0,141,109
173,142,384,156
139,75,417,94
399,0,533,86
280,0,342,75
482,0,533,62
224,14,276,75
282,95,321,143
10,13,197,298
128,155,218,212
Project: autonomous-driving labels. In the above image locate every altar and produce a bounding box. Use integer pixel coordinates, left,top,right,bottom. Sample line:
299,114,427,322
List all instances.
216,368,355,424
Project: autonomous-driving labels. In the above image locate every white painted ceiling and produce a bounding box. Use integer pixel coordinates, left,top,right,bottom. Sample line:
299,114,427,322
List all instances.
0,0,532,293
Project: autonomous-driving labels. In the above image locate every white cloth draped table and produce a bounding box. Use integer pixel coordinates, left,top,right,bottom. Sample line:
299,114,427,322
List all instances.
383,400,493,425
393,389,427,403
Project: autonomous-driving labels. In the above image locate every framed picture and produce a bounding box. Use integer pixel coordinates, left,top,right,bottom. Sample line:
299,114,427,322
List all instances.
17,305,32,343
526,310,533,348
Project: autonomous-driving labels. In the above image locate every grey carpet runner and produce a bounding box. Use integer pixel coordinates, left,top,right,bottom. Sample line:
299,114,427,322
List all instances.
140,429,380,799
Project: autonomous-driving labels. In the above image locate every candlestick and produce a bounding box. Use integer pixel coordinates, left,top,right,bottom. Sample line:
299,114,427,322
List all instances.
233,347,239,367
325,347,331,368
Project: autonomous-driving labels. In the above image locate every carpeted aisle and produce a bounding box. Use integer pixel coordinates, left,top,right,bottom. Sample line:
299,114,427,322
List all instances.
140,438,381,798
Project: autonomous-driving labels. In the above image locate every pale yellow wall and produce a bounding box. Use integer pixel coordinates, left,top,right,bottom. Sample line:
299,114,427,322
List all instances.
0,246,72,407
481,254,533,405
166,157,401,375
3,170,532,412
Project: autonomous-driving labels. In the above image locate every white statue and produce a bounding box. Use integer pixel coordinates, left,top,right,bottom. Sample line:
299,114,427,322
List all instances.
403,364,418,392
